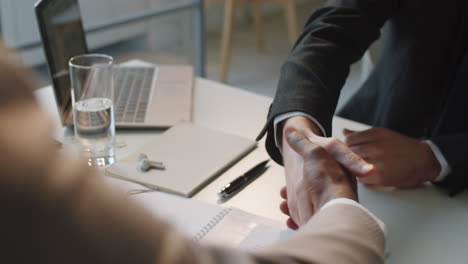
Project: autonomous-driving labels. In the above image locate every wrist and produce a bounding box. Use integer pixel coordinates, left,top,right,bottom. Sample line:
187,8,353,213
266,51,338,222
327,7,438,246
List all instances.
333,184,358,202
314,180,358,210
419,141,441,182
283,115,323,135
280,116,323,150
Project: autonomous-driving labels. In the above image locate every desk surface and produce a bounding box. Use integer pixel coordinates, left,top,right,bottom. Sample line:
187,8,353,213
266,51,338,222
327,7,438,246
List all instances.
35,78,468,264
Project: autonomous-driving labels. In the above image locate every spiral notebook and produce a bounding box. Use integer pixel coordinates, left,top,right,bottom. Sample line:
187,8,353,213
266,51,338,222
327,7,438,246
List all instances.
133,191,293,249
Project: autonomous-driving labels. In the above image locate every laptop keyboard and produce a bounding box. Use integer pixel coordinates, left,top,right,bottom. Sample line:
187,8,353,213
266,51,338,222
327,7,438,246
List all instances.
114,67,155,123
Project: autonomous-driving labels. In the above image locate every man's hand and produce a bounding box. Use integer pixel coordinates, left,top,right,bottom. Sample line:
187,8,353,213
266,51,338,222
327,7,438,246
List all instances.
280,129,358,229
279,116,374,229
343,127,441,188
280,116,375,176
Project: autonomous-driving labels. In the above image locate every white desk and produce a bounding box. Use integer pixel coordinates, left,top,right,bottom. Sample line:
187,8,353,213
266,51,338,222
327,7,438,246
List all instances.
35,78,468,264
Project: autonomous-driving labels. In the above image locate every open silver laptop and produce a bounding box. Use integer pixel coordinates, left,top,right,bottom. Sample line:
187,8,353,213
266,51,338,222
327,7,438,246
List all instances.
35,0,193,128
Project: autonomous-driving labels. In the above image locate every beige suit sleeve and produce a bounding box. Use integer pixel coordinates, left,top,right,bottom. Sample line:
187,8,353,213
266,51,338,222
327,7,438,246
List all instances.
0,45,384,264
257,204,386,263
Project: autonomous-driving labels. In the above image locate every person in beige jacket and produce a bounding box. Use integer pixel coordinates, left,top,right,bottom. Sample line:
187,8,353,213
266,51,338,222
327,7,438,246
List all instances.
0,44,385,264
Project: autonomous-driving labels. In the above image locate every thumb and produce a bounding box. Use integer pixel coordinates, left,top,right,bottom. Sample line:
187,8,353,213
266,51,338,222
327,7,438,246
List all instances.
306,133,375,177
329,144,375,177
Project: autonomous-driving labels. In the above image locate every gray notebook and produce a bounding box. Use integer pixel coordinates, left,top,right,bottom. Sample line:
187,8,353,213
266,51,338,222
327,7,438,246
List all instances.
106,123,256,197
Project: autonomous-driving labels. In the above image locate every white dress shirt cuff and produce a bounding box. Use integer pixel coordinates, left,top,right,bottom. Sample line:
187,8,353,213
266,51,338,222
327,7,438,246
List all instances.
319,198,387,237
423,140,451,183
273,112,327,152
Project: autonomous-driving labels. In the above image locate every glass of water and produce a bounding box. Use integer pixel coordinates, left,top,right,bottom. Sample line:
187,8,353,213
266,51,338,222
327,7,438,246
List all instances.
69,54,115,168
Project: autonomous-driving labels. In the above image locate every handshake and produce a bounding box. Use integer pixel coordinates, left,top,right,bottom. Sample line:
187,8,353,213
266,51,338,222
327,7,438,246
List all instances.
278,115,440,229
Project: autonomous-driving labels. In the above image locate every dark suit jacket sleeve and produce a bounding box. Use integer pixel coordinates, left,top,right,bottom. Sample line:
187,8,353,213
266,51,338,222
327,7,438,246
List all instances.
428,45,468,196
256,0,399,165
431,135,468,196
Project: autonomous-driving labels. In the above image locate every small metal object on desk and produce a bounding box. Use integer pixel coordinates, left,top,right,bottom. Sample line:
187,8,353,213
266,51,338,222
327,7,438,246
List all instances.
137,153,166,172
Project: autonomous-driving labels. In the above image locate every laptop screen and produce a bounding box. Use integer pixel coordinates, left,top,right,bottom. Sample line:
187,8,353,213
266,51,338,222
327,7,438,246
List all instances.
35,0,88,125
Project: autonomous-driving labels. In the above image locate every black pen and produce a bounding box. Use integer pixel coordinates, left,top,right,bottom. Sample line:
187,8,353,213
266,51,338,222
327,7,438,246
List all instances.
218,159,270,199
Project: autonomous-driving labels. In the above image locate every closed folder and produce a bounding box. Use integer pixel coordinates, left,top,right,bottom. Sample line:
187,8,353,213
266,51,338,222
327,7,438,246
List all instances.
106,123,256,197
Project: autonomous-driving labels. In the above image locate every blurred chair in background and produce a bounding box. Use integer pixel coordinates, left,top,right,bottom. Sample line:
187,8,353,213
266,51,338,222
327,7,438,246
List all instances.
206,0,298,83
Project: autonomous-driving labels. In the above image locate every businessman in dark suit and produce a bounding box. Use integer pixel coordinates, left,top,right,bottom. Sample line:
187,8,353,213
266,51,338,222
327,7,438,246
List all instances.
257,0,468,227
